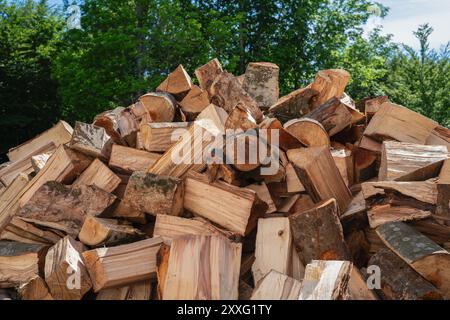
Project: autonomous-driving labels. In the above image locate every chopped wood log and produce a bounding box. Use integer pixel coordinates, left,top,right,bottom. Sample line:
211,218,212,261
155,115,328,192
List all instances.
7,120,73,163
178,85,210,119
287,193,316,215
298,260,352,300
79,216,144,247
353,146,378,183
242,62,279,110
19,276,53,300
346,265,378,300
251,270,302,300
362,180,437,228
0,182,5,197
269,87,318,121
83,237,163,292
157,65,193,98
252,217,296,285
310,69,350,109
195,58,223,93
19,181,116,237
73,158,121,193
31,151,53,174
368,248,442,300
426,125,450,149
153,215,233,243
139,122,189,153
379,141,448,181
0,173,30,231
340,93,365,125
365,96,389,120
364,102,438,144
305,97,353,136
70,121,113,160
44,236,91,300
195,103,228,134
437,159,450,225
259,117,305,151
246,182,277,214
287,147,352,213
139,92,177,122
0,241,47,288
93,107,128,145
285,163,305,193
184,171,268,236
209,72,263,123
111,201,147,224
289,199,349,265
278,194,301,213
224,103,258,131
284,118,330,147
117,107,140,147
122,171,184,216
160,235,241,300
109,144,160,174
331,147,353,187
376,221,450,298
2,217,61,245
96,280,151,300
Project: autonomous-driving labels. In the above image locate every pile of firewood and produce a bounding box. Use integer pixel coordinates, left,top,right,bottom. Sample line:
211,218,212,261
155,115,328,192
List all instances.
0,59,449,300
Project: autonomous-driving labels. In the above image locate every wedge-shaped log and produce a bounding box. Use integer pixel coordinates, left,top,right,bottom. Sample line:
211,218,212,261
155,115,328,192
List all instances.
139,92,177,122
31,150,53,174
259,118,304,151
109,144,160,174
157,64,193,98
19,276,53,300
287,147,352,213
139,122,188,153
93,107,129,145
289,199,349,265
96,280,151,300
365,95,389,120
0,241,47,288
178,85,210,119
18,181,116,237
331,147,353,186
246,182,277,214
44,236,91,300
310,69,350,109
242,62,279,110
368,248,442,300
195,58,223,93
184,171,268,236
426,125,450,149
362,181,437,228
70,122,113,160
83,237,163,292
0,173,30,231
284,118,330,147
379,141,448,181
250,270,302,300
195,103,228,134
73,158,121,193
2,216,62,245
377,221,450,298
269,87,317,121
123,171,184,216
159,235,241,300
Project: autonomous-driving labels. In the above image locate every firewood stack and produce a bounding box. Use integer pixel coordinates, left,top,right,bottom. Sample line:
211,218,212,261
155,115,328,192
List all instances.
0,59,449,300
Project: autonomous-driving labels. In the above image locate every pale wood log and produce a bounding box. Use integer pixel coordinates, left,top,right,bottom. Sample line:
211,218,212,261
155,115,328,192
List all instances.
0,173,30,232
246,182,277,214
379,141,448,181
30,151,53,174
285,163,305,193
376,221,450,298
117,107,140,147
331,147,353,187
346,265,378,300
73,158,121,193
368,248,442,300
109,144,160,174
284,118,330,147
195,58,223,93
111,201,147,224
224,103,258,131
7,120,73,163
19,181,116,237
70,121,113,160
3,217,61,245
251,270,301,300
96,280,151,300
93,107,128,145
195,103,228,134
184,171,268,236
178,85,210,119
242,62,279,110
289,199,349,264
157,64,193,98
161,235,241,300
19,276,53,300
139,92,177,122
83,237,163,292
287,147,352,213
309,69,350,109
123,171,184,216
269,87,318,121
139,122,188,153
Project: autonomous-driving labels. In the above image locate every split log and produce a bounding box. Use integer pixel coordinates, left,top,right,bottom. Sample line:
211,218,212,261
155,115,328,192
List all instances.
70,121,113,160
284,118,330,147
365,96,389,120
346,265,378,300
79,216,144,247
437,159,450,224
18,181,116,237
224,103,258,131
285,163,305,193
379,141,448,181
111,201,147,225
93,107,128,145
73,158,121,193
353,146,378,183
184,171,268,236
83,237,163,292
139,122,189,153
269,87,318,121
252,217,296,284
331,147,353,187
358,135,382,154
157,64,193,98
250,270,302,300
289,199,349,264
122,171,184,216
298,260,352,300
0,241,47,288
96,280,151,300
44,236,91,300
109,144,160,174
2,217,61,245
242,62,279,110
368,248,442,300
195,103,228,134
340,93,365,124
287,194,316,215
178,85,210,119
160,235,241,300
31,151,53,174
209,72,263,123
426,125,450,149
364,102,438,144
139,92,177,122
0,173,30,231
118,107,140,147
287,146,352,213
246,182,277,214
362,181,437,228
310,69,350,109
19,276,53,300
194,58,223,93
376,221,450,298
259,118,305,151
7,120,73,163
